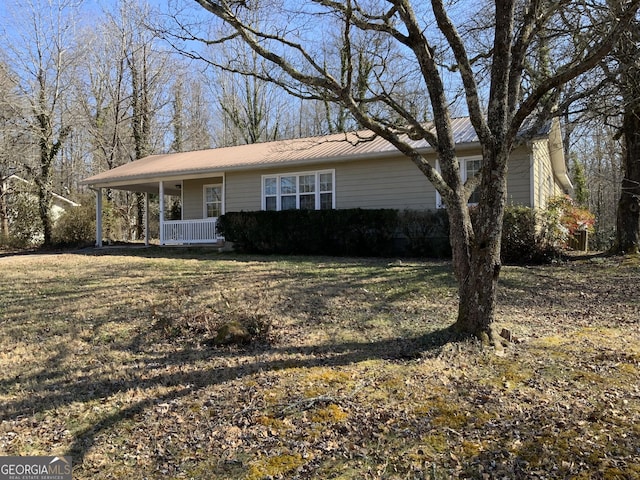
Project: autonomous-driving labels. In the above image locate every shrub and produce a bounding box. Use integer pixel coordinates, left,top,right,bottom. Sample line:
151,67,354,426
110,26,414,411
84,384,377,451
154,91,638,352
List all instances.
219,206,560,262
544,195,595,249
5,191,42,248
52,203,96,247
397,209,451,258
501,206,559,264
218,209,400,256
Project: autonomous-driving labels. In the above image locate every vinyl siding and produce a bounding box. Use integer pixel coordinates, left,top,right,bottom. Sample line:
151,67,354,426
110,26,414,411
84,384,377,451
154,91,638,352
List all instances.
182,176,223,219
225,155,438,212
194,145,541,214
225,170,262,212
531,139,555,208
336,156,437,210
505,145,533,207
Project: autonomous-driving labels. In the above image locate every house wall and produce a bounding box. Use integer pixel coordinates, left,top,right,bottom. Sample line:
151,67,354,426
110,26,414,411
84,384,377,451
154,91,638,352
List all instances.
183,146,537,218
531,139,558,209
224,155,440,213
505,145,533,207
182,176,223,220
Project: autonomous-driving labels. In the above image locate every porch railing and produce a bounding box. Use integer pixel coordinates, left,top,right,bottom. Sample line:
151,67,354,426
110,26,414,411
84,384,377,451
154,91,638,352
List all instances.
162,218,221,245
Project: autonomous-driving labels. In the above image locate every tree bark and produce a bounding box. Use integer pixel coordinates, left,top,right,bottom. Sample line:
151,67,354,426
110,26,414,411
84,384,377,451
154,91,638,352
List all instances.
0,179,9,238
451,145,509,341
614,20,640,254
616,109,640,253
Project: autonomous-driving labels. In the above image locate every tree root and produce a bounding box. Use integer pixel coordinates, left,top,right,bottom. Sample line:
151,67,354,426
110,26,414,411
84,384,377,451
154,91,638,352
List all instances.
479,326,513,355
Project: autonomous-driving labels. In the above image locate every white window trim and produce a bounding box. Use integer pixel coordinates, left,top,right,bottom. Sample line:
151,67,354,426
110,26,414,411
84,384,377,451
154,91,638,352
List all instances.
435,156,482,208
261,169,335,211
203,182,225,218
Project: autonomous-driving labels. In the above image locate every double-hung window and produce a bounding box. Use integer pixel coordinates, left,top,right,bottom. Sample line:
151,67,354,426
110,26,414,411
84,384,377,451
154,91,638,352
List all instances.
263,170,335,211
436,156,482,207
204,184,223,218
464,158,482,204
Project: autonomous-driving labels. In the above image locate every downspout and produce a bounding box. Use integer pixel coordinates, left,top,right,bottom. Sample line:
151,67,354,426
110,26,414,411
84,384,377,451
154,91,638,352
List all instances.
528,142,535,208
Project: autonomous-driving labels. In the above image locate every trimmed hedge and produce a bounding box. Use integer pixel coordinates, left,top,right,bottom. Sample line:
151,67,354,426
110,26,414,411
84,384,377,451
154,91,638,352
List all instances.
217,209,399,257
218,207,559,262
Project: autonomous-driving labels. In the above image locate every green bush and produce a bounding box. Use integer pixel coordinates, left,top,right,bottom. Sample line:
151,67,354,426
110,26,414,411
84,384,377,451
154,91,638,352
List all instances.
501,206,559,264
52,203,96,247
397,209,451,258
5,191,42,247
218,209,399,256
219,209,452,258
219,206,560,262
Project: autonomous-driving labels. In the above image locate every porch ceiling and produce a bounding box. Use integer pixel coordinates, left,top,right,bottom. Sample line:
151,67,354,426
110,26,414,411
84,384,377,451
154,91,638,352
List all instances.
96,181,182,196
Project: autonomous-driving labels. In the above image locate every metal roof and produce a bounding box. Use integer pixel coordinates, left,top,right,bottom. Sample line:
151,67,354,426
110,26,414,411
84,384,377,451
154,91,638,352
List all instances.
82,117,486,187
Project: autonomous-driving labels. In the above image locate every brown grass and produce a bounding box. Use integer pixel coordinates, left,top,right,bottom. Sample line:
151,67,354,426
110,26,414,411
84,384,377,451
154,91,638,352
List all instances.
0,248,638,479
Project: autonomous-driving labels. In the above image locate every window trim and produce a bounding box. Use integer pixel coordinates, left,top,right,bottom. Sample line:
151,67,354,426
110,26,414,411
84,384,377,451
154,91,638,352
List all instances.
203,182,224,219
435,156,482,208
261,169,335,211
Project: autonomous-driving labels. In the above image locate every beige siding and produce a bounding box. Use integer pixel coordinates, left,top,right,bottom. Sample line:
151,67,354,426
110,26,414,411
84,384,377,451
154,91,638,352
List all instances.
337,156,437,210
531,139,556,209
505,146,533,207
190,145,541,213
225,170,262,212
225,155,438,212
182,176,223,219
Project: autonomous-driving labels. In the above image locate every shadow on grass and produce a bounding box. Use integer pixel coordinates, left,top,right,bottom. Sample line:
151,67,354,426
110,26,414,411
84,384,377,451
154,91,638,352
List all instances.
0,248,464,471
4,324,464,466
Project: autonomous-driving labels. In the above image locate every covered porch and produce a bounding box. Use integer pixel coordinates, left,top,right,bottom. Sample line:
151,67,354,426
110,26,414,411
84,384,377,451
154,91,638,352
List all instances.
89,175,225,247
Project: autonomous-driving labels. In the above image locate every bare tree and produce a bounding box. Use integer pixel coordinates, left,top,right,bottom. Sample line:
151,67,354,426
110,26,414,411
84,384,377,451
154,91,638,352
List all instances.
578,127,623,247
2,0,82,246
206,43,288,145
77,21,133,178
170,72,213,152
109,0,172,239
170,0,639,344
550,5,639,252
0,59,26,239
611,12,640,253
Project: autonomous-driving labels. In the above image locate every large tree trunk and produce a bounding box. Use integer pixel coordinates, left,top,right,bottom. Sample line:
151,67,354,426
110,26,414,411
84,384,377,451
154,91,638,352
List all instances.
38,187,53,247
450,146,509,343
38,134,54,247
611,4,640,255
616,108,640,253
135,192,145,240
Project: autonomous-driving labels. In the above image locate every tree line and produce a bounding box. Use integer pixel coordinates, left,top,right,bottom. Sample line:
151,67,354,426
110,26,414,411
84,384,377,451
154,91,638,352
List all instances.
0,0,347,245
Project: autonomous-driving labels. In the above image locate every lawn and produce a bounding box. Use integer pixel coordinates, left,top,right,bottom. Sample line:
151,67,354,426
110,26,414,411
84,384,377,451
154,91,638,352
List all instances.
0,249,638,479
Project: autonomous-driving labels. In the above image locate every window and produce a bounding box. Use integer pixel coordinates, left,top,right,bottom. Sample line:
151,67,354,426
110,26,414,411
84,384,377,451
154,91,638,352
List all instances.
262,170,335,211
435,157,482,207
204,184,223,218
465,158,482,204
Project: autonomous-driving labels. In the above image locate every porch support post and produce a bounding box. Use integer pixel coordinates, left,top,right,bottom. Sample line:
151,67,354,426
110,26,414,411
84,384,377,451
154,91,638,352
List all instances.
95,187,103,248
144,192,150,246
159,181,165,245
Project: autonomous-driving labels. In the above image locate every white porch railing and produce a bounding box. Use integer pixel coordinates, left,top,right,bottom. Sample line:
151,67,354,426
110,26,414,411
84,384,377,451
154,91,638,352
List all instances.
162,218,221,245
